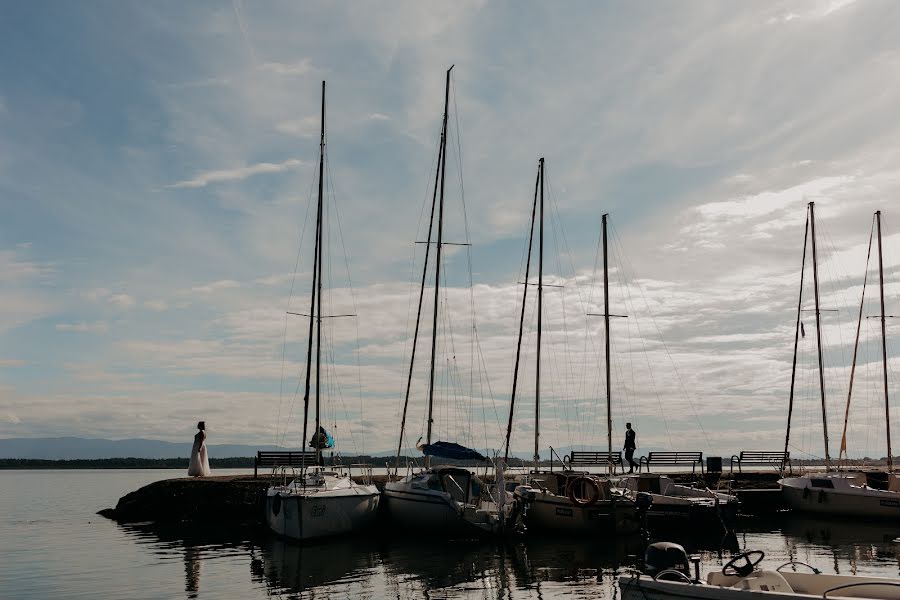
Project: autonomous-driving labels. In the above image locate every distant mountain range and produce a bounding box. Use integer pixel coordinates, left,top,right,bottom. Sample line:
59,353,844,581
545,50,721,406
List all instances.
5,437,525,460
0,437,307,460
0,436,665,461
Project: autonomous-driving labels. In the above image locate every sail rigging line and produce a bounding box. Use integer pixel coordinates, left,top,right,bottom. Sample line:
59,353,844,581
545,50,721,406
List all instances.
275,149,319,448
610,220,713,451
546,178,577,448
320,149,363,459
607,226,675,449
393,122,444,476
503,164,540,462
448,71,476,436
818,223,857,411
839,214,875,465
449,80,501,458
785,208,810,465
321,134,363,454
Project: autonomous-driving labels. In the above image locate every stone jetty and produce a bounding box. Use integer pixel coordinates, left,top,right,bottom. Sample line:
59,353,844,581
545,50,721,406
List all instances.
98,471,786,526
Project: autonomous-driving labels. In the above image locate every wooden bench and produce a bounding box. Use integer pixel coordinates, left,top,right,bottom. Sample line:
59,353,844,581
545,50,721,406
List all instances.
639,451,704,475
564,451,623,473
254,451,317,478
730,451,792,474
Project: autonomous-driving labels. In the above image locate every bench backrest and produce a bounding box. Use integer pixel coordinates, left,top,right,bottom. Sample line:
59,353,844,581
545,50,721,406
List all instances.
567,451,622,465
646,451,703,464
739,451,789,461
256,451,317,467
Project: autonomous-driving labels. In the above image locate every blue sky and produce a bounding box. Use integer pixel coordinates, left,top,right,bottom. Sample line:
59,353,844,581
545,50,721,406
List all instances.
2,1,900,460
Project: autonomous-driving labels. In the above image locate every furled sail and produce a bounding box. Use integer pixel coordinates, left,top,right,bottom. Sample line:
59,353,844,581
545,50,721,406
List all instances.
418,440,487,462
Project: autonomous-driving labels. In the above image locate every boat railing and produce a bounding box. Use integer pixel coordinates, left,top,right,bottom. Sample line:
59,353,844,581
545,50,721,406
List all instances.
346,463,374,485
549,446,566,473
270,465,301,486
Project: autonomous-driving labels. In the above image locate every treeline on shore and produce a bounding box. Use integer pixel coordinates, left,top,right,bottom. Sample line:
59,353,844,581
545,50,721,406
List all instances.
0,455,545,470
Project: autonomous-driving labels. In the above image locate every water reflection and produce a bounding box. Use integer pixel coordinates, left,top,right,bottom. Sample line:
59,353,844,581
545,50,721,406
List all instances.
184,545,201,599
261,536,378,595
110,517,900,599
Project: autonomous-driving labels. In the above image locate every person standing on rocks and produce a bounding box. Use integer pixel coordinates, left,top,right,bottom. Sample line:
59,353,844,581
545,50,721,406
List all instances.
188,421,211,477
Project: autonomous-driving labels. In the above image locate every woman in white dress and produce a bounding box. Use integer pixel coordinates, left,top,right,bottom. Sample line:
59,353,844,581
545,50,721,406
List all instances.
187,421,211,477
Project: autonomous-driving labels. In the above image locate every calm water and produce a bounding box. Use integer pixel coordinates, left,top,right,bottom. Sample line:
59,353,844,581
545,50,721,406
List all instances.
2,469,899,599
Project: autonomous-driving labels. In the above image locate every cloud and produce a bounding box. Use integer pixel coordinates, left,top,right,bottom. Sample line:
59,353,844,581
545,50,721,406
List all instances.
258,59,312,76
190,279,241,294
0,359,26,367
166,159,304,189
368,113,390,121
144,299,168,311
56,321,110,334
275,117,318,137
108,293,136,308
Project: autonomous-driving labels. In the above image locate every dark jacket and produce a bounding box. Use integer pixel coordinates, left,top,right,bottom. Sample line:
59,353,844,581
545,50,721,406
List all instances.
624,429,636,450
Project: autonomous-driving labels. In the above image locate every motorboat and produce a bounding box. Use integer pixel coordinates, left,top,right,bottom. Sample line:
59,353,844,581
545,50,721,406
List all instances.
620,542,900,600
618,473,738,528
266,467,380,541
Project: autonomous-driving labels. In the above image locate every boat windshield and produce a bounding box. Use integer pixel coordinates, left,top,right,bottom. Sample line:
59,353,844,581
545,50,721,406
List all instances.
441,472,471,504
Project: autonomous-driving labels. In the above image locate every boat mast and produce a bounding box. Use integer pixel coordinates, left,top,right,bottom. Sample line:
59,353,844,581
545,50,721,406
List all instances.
783,209,809,469
503,162,540,463
876,210,893,473
809,201,832,470
534,158,545,471
300,82,325,473
314,81,326,467
603,214,613,475
425,65,453,469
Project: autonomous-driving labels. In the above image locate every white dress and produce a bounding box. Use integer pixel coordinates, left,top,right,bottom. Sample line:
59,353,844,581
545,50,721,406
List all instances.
188,430,211,477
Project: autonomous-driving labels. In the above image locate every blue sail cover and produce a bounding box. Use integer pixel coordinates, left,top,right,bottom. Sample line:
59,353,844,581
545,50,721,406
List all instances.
420,441,488,462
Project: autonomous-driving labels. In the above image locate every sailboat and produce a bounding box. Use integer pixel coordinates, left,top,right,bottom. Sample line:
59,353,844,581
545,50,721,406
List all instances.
506,173,639,534
265,82,380,541
779,205,900,518
383,66,513,537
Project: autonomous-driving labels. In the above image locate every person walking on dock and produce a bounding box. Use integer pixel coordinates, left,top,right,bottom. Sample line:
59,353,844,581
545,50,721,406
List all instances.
624,422,638,473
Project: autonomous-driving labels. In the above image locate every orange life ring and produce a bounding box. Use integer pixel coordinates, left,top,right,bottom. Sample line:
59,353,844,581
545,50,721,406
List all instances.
567,476,601,506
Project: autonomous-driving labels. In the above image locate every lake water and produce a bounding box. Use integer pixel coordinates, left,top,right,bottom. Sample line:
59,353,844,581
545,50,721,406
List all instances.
2,469,899,599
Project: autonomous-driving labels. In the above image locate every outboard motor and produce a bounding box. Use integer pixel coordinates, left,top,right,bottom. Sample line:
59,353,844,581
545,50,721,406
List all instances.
643,542,690,578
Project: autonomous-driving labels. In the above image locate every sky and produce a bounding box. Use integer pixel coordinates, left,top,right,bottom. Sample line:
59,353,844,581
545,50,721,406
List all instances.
2,0,900,460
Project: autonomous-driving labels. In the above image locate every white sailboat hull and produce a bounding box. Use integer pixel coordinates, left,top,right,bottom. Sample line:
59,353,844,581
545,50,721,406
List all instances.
383,473,508,537
266,484,380,542
780,476,900,519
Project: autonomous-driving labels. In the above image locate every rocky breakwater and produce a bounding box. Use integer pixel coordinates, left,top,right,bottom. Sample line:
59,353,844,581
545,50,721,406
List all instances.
98,474,271,525
98,473,393,526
